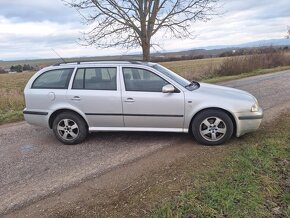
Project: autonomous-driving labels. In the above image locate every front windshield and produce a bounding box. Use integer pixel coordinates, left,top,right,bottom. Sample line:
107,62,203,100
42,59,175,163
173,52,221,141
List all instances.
152,64,198,90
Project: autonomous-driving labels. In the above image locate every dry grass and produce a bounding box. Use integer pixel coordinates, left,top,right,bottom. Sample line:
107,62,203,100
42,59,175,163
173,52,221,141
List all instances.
162,52,290,80
0,72,34,124
217,51,290,76
161,57,225,80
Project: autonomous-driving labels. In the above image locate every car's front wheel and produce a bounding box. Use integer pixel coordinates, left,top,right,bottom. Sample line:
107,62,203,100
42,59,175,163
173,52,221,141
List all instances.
52,112,88,145
192,109,234,145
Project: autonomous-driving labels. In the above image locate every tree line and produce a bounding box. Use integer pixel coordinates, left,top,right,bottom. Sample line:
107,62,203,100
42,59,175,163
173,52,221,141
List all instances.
10,64,34,72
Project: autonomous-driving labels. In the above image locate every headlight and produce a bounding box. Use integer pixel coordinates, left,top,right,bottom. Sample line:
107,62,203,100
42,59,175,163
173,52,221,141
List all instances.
251,103,259,112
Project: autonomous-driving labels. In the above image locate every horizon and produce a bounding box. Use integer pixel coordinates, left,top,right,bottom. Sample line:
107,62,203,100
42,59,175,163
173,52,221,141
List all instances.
2,37,289,62
1,37,290,62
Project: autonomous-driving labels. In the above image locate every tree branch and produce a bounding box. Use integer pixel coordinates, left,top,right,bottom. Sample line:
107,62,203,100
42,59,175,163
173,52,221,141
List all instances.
65,0,220,60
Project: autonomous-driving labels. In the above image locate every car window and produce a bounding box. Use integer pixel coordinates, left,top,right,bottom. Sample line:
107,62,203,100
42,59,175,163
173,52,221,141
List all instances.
123,68,168,92
72,68,85,89
72,67,117,90
32,68,74,89
153,64,190,87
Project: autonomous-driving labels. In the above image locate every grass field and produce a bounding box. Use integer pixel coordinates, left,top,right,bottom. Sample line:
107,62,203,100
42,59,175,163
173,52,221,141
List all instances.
161,57,225,80
0,72,34,124
0,56,290,124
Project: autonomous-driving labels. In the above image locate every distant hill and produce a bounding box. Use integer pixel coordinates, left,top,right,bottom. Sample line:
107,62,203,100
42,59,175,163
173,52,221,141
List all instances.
199,38,290,50
1,38,290,65
149,38,290,60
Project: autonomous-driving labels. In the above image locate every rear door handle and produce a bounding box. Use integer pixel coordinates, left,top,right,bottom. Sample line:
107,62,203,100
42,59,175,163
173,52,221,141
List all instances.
71,96,81,101
124,98,135,103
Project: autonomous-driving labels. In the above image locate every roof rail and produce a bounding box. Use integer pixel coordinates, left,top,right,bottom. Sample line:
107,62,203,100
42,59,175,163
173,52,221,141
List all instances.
53,62,78,66
52,60,147,66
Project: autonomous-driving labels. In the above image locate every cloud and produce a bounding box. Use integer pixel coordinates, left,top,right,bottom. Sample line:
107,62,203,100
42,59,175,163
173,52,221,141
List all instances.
223,0,290,21
0,0,290,60
0,16,125,60
0,0,79,23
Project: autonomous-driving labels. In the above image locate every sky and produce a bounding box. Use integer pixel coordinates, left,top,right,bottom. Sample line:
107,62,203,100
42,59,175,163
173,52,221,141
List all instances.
0,0,289,60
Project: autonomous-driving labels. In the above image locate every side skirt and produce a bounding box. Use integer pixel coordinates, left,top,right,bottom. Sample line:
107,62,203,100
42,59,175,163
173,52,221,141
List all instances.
89,127,188,133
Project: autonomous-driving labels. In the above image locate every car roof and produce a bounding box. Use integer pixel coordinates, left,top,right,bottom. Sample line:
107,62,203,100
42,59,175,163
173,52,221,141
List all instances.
53,61,157,67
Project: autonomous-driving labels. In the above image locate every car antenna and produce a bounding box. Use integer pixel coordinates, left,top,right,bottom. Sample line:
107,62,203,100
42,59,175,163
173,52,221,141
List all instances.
51,48,67,64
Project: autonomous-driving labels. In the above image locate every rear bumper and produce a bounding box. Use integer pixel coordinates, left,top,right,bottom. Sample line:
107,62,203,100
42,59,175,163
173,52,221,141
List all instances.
235,107,263,137
23,108,50,128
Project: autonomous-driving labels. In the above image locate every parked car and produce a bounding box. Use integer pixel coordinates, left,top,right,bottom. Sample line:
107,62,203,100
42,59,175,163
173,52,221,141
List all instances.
23,61,263,145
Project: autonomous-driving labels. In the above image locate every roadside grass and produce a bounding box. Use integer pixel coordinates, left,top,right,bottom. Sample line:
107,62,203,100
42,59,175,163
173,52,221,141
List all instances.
202,65,290,83
151,115,290,218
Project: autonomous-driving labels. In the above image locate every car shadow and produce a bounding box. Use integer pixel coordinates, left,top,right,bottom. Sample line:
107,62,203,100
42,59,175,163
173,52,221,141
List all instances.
86,131,188,144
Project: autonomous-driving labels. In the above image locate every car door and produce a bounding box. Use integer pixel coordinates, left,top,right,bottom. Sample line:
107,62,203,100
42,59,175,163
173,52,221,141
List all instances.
67,66,123,128
121,67,185,130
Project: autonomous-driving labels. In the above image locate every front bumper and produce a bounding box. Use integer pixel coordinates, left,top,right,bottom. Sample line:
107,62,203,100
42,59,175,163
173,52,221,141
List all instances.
235,107,263,137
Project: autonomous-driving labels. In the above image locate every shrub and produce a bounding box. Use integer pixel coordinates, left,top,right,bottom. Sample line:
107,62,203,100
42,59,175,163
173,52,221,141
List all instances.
23,64,34,71
217,50,290,76
10,65,23,72
0,68,8,74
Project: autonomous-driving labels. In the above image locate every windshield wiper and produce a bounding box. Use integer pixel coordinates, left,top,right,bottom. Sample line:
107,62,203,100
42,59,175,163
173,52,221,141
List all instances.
185,80,200,89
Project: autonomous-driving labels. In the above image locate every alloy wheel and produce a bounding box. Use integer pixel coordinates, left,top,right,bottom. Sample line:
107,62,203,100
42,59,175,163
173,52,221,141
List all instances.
57,119,79,141
199,116,227,142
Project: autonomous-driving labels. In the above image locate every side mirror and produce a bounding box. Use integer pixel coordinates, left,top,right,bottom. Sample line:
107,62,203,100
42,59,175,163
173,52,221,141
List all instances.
162,84,175,93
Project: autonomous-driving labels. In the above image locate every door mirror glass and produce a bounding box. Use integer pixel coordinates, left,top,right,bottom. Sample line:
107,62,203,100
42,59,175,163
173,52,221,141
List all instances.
162,84,175,93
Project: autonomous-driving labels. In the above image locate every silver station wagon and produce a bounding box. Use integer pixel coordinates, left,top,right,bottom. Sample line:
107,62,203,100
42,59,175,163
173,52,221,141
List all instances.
24,61,263,145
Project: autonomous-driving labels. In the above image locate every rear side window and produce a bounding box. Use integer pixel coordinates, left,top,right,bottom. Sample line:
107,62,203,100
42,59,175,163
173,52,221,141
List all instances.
32,68,73,89
72,67,117,90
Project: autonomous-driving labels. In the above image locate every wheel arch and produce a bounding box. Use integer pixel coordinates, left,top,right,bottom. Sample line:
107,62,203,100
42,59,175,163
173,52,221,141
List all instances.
48,109,89,129
189,107,237,136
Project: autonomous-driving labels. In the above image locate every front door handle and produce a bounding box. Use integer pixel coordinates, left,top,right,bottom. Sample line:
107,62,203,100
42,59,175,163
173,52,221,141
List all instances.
71,96,81,101
124,98,135,103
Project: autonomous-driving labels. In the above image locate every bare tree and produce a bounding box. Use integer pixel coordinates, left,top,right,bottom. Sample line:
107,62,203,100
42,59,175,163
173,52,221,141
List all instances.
67,0,219,61
286,26,290,39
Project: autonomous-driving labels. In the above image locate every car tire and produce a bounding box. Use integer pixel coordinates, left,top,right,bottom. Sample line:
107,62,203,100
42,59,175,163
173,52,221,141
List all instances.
192,109,234,145
52,112,88,145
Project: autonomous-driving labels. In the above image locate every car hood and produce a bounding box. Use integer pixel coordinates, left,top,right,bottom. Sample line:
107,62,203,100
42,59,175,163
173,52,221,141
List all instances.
195,82,255,102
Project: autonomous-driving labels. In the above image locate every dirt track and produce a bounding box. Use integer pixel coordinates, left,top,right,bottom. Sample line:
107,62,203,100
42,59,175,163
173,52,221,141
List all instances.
1,70,290,217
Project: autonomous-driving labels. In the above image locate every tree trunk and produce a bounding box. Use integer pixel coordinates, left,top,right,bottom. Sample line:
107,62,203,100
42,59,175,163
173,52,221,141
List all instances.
142,41,150,62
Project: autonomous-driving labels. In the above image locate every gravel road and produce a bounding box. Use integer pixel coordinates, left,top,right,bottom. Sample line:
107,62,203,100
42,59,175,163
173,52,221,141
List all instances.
1,70,290,216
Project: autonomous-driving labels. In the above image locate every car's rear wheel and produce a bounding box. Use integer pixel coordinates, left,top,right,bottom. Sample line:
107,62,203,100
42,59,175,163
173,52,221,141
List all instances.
192,109,233,145
52,112,88,145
